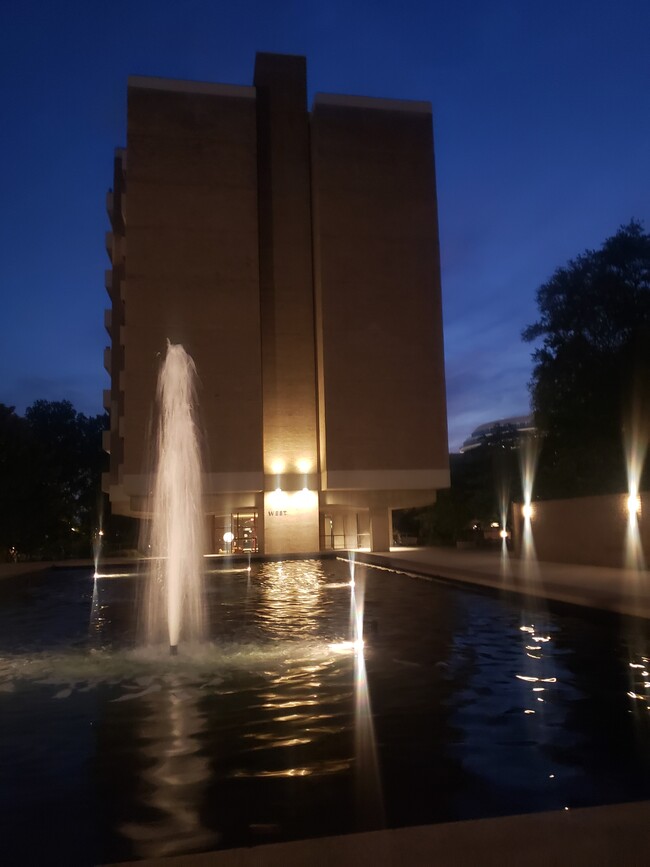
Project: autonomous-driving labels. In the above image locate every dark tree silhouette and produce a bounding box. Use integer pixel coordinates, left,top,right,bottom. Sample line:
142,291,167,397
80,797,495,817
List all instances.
0,401,107,560
0,404,31,560
418,427,527,546
523,221,650,497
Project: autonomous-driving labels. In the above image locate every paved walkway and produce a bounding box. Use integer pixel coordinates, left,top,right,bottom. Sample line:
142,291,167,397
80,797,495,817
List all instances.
0,556,138,580
0,561,53,580
359,545,650,620
107,800,650,866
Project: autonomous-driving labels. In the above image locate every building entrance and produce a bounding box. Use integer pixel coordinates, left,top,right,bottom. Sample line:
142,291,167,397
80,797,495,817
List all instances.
213,511,258,554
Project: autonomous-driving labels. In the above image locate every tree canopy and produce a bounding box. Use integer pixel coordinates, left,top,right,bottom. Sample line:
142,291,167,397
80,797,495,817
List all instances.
0,401,107,560
523,220,650,497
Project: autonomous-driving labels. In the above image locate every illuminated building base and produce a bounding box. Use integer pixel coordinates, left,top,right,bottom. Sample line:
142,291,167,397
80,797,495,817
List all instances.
264,489,320,555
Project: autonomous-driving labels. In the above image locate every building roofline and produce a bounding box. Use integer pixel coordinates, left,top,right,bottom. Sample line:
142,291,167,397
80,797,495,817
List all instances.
470,415,534,436
312,92,431,115
255,50,307,62
127,75,255,99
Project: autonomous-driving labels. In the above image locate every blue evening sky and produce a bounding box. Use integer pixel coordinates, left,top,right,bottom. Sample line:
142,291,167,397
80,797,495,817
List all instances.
1,0,648,450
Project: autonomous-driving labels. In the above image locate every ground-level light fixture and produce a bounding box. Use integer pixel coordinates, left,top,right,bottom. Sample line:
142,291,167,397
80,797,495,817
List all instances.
522,504,534,520
223,531,234,543
627,494,641,516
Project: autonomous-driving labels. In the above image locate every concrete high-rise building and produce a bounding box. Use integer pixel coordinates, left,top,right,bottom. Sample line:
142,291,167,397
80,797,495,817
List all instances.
103,53,449,555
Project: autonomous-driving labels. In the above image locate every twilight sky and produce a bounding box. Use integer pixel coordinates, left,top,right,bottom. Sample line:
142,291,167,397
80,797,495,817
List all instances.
1,0,648,451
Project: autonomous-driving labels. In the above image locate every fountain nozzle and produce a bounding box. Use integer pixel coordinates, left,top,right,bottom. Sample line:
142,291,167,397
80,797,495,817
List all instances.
170,645,178,656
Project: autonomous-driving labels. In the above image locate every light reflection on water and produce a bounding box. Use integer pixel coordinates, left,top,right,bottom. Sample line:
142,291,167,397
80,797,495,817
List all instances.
3,560,650,863
623,396,648,572
256,560,323,639
119,683,217,859
348,555,384,829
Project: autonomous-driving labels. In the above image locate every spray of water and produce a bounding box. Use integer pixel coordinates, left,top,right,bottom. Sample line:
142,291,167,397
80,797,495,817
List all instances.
516,434,542,592
623,403,648,571
345,554,383,828
143,342,206,650
93,524,104,579
495,459,512,576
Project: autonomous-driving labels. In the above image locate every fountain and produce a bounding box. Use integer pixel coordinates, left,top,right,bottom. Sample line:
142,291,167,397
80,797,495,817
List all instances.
6,352,650,863
517,433,542,593
624,404,648,572
6,512,650,861
141,341,206,652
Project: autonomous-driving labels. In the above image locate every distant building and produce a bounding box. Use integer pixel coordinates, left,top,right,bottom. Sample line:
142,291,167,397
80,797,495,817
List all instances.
103,53,449,555
459,415,536,453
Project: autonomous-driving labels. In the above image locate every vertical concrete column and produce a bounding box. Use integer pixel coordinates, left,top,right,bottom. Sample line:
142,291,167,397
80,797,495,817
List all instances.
263,490,319,555
204,514,215,554
255,491,265,554
357,510,370,548
318,513,328,550
255,53,320,556
369,507,391,552
344,512,358,549
333,514,345,549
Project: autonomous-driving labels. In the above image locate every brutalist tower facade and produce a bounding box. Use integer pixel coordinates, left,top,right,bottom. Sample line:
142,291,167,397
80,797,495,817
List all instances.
103,53,449,555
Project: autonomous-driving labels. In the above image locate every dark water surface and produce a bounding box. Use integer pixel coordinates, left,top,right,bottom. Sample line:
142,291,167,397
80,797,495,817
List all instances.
2,557,650,865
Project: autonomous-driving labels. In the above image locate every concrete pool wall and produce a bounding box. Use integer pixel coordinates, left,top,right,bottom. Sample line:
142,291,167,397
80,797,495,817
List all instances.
511,490,649,568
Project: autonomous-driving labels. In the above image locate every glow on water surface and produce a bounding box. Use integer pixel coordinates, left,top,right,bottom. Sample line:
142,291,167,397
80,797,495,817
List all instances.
3,558,650,864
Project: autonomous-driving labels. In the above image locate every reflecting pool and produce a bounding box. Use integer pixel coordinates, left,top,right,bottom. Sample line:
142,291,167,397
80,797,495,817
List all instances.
2,557,650,865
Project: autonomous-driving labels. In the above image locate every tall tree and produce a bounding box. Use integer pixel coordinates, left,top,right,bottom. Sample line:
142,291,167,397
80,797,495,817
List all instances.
24,400,107,558
0,404,31,559
0,401,107,560
523,221,650,497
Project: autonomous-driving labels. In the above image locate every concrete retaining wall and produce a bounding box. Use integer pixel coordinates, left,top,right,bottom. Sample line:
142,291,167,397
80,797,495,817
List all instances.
513,491,649,567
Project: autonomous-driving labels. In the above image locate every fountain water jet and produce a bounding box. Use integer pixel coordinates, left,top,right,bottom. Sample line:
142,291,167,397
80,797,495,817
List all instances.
142,342,206,651
623,405,648,572
519,435,540,564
